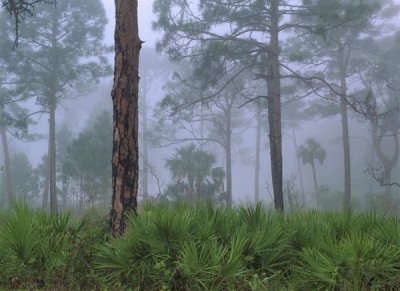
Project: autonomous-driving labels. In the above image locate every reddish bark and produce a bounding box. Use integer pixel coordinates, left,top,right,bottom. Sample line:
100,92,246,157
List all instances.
111,0,141,235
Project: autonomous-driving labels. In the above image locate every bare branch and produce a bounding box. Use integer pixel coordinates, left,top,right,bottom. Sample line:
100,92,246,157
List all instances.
1,0,56,48
364,164,400,188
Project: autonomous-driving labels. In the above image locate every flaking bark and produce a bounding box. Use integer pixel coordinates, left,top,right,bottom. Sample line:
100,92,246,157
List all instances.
111,0,141,235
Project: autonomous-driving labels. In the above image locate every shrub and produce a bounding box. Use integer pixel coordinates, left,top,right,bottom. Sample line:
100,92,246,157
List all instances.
0,200,107,289
1,200,400,290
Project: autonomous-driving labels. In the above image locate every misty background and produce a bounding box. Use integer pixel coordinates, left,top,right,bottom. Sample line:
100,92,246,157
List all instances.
2,0,400,211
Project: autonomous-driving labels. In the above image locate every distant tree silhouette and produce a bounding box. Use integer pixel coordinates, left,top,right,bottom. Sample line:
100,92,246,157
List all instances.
298,138,326,208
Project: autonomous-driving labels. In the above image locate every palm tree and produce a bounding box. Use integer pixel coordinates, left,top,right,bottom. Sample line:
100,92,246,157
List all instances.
298,138,327,208
165,144,224,201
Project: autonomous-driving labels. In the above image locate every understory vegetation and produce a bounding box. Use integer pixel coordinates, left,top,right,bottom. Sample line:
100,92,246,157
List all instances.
2,200,400,290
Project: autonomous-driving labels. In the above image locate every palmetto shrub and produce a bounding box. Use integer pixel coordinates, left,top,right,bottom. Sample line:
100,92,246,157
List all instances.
96,203,277,289
289,212,400,290
1,200,400,290
94,202,245,290
0,200,107,289
95,202,400,290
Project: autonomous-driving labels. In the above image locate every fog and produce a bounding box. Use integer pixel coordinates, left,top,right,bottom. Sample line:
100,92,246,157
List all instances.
1,0,400,213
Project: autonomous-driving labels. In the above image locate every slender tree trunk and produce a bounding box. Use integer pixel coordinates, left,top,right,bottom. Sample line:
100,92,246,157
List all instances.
47,10,59,214
49,102,57,214
225,107,232,208
267,0,284,211
142,94,149,198
42,140,50,209
310,160,319,208
366,84,399,204
386,131,399,197
79,175,83,211
371,125,399,201
340,99,351,210
339,48,351,211
383,162,391,197
254,105,261,203
200,104,204,151
42,178,49,209
61,178,67,210
292,129,305,202
111,0,141,235
0,128,13,205
188,176,195,201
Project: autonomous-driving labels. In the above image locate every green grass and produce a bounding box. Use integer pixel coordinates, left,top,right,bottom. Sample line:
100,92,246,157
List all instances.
1,200,400,290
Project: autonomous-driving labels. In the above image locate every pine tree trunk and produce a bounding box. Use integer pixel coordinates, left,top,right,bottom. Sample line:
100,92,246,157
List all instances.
79,176,84,211
372,125,399,201
254,105,261,203
293,129,305,202
339,48,351,211
46,9,59,214
42,140,50,209
188,176,195,201
111,0,141,235
142,93,149,198
311,160,319,208
61,179,67,210
267,0,284,211
42,178,49,209
225,107,232,208
340,100,351,210
49,102,57,214
383,162,391,197
386,133,399,198
0,127,13,206
200,106,204,150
